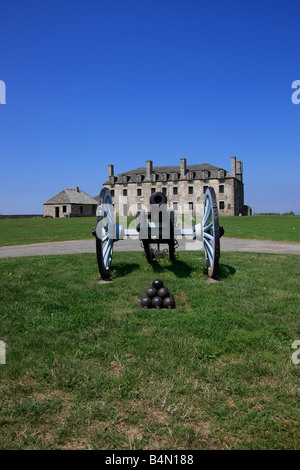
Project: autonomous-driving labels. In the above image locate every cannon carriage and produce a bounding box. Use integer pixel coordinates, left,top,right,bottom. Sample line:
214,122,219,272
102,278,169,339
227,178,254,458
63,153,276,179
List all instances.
93,187,224,280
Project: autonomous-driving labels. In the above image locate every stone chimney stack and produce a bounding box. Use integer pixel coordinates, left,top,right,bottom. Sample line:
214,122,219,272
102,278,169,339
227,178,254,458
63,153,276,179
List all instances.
236,160,243,182
180,158,187,178
231,156,236,178
108,164,114,178
146,160,153,179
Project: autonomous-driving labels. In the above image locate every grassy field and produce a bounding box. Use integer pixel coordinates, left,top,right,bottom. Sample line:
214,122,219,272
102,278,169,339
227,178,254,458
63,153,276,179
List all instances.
0,215,299,247
219,216,300,242
0,217,97,246
0,251,299,449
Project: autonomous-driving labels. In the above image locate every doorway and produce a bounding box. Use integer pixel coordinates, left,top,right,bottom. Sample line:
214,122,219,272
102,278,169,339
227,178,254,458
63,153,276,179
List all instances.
55,207,59,218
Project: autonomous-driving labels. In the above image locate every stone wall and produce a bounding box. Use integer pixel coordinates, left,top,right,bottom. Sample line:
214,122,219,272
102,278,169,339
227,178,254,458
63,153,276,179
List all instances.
43,204,96,218
104,177,243,216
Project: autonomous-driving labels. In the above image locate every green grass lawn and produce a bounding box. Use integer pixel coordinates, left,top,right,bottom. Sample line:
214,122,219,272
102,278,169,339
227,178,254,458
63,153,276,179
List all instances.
0,217,97,246
0,215,299,247
0,251,299,449
219,216,300,242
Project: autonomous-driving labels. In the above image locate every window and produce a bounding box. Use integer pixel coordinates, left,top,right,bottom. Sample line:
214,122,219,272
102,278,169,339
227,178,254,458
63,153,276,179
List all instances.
162,187,167,195
188,202,194,210
111,190,114,197
203,185,208,194
173,187,178,195
123,189,127,196
123,204,128,216
137,188,142,196
173,202,178,210
151,187,156,194
219,201,225,210
63,205,67,213
188,186,193,195
137,203,142,211
80,206,83,214
219,185,224,194
227,203,231,210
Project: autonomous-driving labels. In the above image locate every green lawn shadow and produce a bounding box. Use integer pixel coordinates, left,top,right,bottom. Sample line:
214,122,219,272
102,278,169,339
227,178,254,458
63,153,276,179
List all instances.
151,259,193,278
217,263,236,279
112,262,140,277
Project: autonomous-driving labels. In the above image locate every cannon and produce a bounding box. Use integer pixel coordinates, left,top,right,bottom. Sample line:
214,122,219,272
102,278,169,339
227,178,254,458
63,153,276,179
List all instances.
92,187,224,280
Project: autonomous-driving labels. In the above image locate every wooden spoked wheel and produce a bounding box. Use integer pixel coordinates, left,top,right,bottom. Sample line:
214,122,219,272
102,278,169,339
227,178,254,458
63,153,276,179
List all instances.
203,187,220,278
95,188,114,280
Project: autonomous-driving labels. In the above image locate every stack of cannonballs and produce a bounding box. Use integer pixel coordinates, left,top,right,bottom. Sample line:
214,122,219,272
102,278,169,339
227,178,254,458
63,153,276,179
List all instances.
139,279,176,310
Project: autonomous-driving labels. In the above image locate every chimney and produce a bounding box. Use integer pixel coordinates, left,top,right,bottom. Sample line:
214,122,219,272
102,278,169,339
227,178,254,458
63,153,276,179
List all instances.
108,164,114,177
231,156,236,178
146,160,153,179
71,186,79,192
180,158,186,178
236,160,243,182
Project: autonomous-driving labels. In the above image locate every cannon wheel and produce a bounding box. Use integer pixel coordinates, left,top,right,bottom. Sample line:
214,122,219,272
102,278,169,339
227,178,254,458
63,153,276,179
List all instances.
95,188,114,280
203,187,220,278
168,210,175,262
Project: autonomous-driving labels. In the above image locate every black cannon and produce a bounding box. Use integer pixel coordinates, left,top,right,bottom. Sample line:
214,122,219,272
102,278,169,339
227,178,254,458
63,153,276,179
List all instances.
93,187,224,280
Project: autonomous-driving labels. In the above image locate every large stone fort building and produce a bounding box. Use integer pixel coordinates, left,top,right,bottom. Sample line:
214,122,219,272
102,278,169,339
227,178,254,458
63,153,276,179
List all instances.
103,156,251,216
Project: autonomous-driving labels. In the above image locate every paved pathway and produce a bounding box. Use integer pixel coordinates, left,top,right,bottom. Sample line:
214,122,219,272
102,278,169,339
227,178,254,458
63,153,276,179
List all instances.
0,237,299,258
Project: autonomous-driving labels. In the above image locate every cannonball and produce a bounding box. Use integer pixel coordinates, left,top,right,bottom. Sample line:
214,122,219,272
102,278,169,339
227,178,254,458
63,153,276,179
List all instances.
152,296,163,308
141,295,152,308
157,287,169,299
163,296,175,309
146,286,157,298
152,279,164,290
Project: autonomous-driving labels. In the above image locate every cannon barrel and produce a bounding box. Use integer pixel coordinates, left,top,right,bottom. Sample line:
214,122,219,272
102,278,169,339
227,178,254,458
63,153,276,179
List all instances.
149,191,167,206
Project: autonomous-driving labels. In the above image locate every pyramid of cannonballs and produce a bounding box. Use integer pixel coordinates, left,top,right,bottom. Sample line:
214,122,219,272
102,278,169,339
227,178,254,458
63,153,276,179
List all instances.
139,279,176,309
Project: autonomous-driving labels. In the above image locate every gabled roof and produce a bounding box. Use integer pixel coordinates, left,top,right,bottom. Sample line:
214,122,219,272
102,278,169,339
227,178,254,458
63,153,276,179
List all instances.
123,163,222,175
44,187,98,205
103,163,227,184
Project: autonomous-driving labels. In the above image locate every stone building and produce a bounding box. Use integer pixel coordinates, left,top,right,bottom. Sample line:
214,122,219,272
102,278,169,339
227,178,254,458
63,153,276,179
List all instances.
44,186,98,218
102,156,251,216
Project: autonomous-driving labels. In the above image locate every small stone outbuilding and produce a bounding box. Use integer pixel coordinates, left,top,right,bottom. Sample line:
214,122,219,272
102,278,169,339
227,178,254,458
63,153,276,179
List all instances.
44,186,98,218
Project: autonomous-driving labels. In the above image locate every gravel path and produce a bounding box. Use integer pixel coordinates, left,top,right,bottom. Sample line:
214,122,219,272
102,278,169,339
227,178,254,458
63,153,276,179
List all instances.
0,237,299,258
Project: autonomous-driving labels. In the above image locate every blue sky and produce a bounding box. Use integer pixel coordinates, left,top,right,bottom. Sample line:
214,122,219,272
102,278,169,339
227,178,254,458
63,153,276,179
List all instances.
1,0,299,214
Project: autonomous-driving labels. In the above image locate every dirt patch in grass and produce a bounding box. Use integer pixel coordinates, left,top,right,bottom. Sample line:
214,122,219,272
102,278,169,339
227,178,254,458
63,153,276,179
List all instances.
107,361,125,376
59,438,93,450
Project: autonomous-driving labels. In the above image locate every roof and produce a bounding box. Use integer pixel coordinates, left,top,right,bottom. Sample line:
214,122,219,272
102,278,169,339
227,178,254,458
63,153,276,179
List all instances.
103,163,227,184
44,187,98,205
